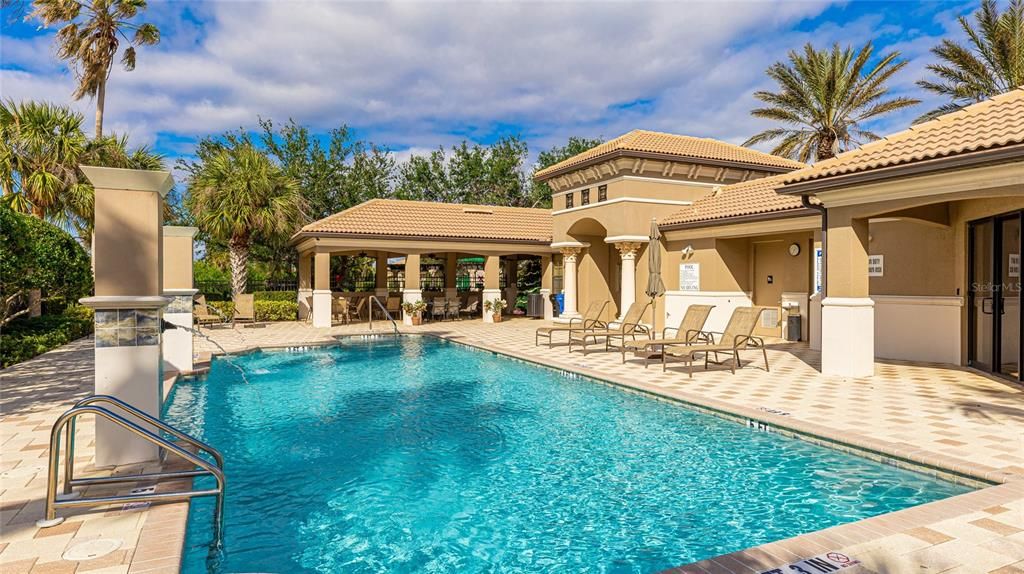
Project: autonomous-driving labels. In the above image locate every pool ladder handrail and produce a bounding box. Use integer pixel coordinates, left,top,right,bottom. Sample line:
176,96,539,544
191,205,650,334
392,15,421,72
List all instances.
367,295,400,336
37,394,225,543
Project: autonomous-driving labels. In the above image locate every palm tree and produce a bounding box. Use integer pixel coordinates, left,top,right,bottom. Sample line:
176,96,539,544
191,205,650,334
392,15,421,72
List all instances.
0,99,165,243
30,0,159,138
743,42,920,162
917,0,1024,121
185,142,306,297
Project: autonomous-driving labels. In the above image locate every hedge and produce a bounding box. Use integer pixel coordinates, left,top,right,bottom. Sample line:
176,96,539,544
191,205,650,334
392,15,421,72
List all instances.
1,306,94,368
254,291,297,302
207,300,298,322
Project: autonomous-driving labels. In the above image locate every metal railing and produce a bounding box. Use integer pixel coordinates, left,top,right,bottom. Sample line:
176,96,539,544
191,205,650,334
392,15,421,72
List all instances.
367,295,400,336
38,395,226,542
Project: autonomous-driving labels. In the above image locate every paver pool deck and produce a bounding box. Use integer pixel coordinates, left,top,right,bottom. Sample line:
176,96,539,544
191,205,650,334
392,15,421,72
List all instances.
2,318,1024,573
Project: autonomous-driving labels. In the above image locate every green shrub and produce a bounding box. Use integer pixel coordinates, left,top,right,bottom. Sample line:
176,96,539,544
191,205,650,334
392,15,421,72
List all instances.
254,291,296,302
207,300,235,318
254,300,297,321
1,306,94,368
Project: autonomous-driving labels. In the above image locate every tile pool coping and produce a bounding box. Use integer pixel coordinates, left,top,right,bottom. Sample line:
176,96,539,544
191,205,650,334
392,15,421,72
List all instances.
174,331,1024,574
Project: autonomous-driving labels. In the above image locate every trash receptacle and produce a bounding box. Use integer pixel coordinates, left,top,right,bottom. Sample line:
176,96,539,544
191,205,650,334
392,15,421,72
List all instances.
526,293,544,318
786,314,802,341
554,293,565,315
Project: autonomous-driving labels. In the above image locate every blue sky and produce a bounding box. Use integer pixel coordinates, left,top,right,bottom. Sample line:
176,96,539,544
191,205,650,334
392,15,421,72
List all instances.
0,0,978,168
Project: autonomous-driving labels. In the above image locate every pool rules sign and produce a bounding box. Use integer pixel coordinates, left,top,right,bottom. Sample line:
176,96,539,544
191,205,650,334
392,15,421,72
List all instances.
759,552,860,573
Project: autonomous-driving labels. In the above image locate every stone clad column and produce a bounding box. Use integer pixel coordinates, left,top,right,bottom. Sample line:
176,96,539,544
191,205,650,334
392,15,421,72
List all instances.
821,207,874,377
297,253,312,320
162,226,198,374
614,242,642,320
540,255,554,320
402,253,423,325
312,251,331,328
482,255,502,323
560,247,582,319
79,166,173,467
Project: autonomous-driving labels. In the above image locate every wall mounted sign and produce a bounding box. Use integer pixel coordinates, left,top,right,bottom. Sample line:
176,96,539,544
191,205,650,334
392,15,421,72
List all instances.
1010,253,1020,278
868,255,884,277
679,263,700,291
814,247,823,294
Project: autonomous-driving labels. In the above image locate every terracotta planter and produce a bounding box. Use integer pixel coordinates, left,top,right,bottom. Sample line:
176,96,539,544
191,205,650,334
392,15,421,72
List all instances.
493,314,502,323
411,315,423,326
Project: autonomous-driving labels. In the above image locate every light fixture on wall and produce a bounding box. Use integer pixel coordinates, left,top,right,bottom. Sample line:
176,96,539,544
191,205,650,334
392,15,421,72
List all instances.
681,244,694,257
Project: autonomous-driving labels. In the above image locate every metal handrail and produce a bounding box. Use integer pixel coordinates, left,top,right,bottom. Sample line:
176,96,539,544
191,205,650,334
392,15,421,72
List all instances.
38,402,225,543
367,295,400,336
62,395,224,495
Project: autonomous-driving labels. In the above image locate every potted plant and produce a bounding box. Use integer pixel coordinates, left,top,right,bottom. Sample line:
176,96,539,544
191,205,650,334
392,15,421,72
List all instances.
483,298,507,322
401,300,427,325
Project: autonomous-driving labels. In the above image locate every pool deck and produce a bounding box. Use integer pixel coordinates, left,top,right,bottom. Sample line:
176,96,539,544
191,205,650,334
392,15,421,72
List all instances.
2,317,1024,573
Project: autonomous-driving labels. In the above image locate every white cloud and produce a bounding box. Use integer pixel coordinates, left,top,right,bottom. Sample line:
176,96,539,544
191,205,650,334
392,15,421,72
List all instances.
0,0,973,162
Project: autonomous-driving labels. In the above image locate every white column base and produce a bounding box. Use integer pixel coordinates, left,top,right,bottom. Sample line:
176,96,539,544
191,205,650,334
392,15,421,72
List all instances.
162,289,197,373
482,288,502,323
298,288,313,320
402,289,422,325
821,297,874,378
312,289,332,328
540,288,553,320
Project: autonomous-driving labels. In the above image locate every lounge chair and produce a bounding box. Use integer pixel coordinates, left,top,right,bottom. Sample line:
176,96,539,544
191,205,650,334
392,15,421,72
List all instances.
193,295,225,327
568,300,650,354
385,296,402,319
445,298,461,320
534,300,609,347
350,297,367,322
661,306,769,377
430,297,448,321
233,293,256,325
622,304,715,366
459,299,479,319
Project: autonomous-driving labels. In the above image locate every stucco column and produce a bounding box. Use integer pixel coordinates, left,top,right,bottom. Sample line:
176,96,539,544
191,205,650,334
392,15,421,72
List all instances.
540,255,554,320
482,255,502,323
162,226,198,374
312,251,331,328
445,252,459,299
297,252,312,320
78,166,173,469
821,208,874,378
614,242,642,320
374,252,389,298
402,253,422,325
560,247,582,319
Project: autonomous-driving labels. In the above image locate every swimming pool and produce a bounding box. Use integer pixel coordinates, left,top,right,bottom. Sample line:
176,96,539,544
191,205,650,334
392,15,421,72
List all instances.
165,336,969,573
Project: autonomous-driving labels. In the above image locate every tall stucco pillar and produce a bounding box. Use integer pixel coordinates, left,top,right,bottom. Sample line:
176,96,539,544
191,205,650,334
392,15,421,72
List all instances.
821,209,874,378
298,253,312,320
79,166,173,467
312,251,332,328
482,255,502,323
445,252,459,299
560,247,582,319
540,255,554,320
162,226,198,374
402,253,423,325
374,252,389,298
614,242,642,320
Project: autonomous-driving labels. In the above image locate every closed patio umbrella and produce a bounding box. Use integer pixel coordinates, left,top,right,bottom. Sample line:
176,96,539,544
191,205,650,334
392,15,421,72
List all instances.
646,218,665,335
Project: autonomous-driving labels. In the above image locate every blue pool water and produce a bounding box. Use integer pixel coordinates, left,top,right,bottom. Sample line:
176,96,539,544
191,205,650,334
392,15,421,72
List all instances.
165,336,969,574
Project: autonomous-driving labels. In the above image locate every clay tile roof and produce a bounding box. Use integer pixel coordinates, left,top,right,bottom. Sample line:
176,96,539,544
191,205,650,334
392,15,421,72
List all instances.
296,198,553,243
659,174,810,227
534,129,806,179
784,87,1024,185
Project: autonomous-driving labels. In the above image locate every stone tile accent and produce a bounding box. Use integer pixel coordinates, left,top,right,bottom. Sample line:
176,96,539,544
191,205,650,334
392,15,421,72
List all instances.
94,310,161,348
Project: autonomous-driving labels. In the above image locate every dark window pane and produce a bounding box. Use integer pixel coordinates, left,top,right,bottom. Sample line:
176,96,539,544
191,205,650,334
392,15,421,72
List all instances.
565,193,574,209
581,189,590,205
598,185,607,202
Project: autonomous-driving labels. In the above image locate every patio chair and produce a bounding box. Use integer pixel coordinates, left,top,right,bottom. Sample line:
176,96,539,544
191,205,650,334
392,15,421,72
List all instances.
302,294,313,323
431,297,448,321
661,306,769,377
534,300,609,347
459,299,479,319
622,304,715,366
233,294,256,325
568,300,650,354
332,295,351,324
445,298,461,320
193,295,225,327
350,297,367,322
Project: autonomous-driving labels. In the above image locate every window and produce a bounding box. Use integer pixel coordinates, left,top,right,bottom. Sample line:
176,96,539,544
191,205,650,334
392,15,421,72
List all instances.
581,189,590,205
565,193,574,209
598,185,607,202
